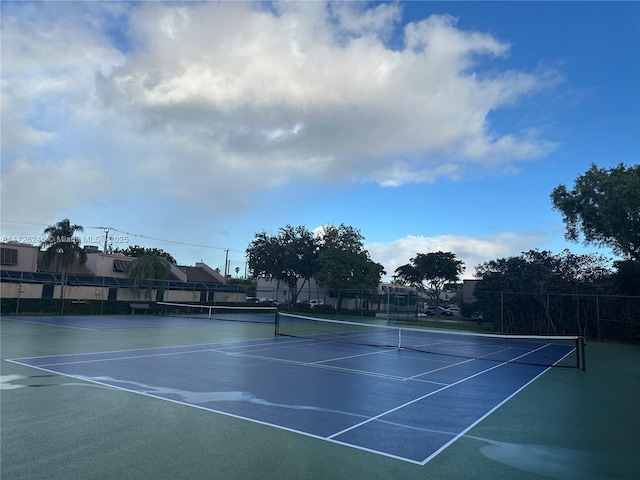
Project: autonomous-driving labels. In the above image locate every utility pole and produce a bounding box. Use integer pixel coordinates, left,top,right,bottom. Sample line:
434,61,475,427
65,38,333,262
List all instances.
95,226,110,253
224,249,229,282
103,227,109,253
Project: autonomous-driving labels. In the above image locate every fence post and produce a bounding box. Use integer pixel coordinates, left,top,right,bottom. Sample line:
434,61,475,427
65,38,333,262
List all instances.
100,276,105,315
386,286,390,323
596,295,601,340
16,272,24,314
500,291,504,333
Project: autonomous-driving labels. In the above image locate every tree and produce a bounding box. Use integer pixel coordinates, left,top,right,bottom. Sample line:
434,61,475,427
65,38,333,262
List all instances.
393,252,464,306
125,254,172,301
227,277,257,297
474,249,612,335
113,245,177,264
613,259,640,296
246,225,318,303
315,224,385,312
40,218,88,310
551,163,640,261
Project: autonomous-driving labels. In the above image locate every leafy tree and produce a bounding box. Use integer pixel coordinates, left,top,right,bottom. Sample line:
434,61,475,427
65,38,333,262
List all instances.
125,254,172,301
315,224,385,311
113,245,177,264
227,277,256,297
40,218,87,308
246,225,318,303
613,259,640,296
393,252,464,306
475,249,612,335
551,163,640,261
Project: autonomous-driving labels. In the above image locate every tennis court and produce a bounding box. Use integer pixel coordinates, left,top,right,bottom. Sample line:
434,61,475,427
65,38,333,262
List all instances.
2,311,638,479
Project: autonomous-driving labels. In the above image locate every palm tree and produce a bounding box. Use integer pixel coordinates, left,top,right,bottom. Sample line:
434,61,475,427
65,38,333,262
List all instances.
40,218,87,312
125,254,172,301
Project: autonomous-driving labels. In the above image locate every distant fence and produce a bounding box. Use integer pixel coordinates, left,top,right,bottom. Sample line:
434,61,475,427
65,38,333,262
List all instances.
256,286,430,316
4,274,637,343
473,291,640,343
0,274,247,315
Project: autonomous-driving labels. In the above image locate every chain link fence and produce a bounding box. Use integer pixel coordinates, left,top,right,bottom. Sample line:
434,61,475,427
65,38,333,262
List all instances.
472,291,640,342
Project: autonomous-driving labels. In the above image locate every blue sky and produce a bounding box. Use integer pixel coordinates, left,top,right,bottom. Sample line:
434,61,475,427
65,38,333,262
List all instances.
1,1,638,280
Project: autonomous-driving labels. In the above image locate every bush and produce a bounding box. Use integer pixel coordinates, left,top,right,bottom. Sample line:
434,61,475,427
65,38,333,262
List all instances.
312,304,336,315
290,303,312,314
340,308,377,318
0,298,158,316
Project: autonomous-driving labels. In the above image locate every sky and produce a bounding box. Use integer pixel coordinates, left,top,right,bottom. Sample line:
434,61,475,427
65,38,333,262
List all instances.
1,1,638,280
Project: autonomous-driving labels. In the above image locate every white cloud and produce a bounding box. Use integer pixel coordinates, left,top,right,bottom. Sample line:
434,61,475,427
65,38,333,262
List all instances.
0,157,112,224
0,5,124,156
366,231,551,280
96,3,558,194
1,1,561,212
330,2,401,39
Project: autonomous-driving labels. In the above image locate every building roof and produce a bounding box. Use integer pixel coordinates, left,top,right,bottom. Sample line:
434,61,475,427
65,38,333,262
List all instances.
179,265,223,284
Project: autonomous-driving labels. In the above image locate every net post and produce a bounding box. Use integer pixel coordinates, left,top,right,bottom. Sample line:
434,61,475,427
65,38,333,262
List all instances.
578,336,586,371
274,311,280,336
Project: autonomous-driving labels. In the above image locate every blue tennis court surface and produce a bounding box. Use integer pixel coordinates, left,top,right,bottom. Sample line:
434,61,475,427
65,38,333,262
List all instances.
8,334,566,464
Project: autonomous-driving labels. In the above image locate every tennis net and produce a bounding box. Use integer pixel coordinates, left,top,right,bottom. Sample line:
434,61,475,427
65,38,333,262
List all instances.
276,313,585,370
158,302,278,324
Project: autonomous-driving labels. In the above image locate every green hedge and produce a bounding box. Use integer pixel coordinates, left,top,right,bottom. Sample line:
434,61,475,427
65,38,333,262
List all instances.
339,308,377,318
311,304,336,315
1,298,379,320
0,298,158,316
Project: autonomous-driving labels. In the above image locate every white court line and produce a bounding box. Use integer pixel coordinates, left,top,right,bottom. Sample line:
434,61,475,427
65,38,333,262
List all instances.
418,360,556,466
15,348,217,368
5,357,430,465
217,341,394,364
403,345,515,381
327,343,551,441
228,337,401,363
2,316,98,331
8,335,382,369
218,348,450,386
10,338,445,385
8,337,281,362
5,339,556,466
12,336,323,368
312,348,401,364
404,357,477,380
215,338,457,386
220,350,415,382
8,330,461,388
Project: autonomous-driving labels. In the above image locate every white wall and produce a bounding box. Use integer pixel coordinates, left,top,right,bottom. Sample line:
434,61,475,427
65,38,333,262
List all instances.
0,242,39,272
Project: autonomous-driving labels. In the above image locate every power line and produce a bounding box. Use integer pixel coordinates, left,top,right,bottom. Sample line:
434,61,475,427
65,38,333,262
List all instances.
103,226,245,253
1,219,245,254
1,219,50,227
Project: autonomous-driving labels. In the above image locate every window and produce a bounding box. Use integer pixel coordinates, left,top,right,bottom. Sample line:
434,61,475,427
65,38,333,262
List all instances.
113,259,128,272
41,283,54,298
0,248,18,265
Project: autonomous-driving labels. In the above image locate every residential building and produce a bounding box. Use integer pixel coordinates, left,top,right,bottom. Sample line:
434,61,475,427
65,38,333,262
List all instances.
0,242,243,304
